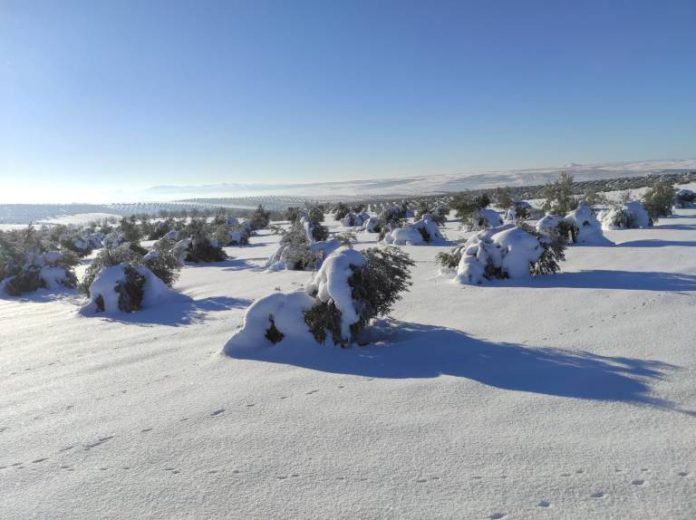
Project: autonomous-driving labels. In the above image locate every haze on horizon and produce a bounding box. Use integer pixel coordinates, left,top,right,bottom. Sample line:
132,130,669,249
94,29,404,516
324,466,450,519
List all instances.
1,0,695,203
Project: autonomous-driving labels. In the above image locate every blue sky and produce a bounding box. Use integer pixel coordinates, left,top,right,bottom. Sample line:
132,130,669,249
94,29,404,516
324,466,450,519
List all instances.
1,0,695,201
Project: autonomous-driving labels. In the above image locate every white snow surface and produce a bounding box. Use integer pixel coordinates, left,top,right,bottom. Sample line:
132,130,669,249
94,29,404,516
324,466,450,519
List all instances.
2,211,696,519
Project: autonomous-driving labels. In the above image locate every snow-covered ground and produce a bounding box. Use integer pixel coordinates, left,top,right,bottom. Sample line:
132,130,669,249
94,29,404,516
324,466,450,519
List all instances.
2,209,696,519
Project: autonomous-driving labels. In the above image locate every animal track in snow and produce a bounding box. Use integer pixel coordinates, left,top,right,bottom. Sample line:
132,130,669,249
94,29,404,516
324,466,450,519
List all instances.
677,471,689,477
306,389,319,395
141,428,153,433
631,479,646,486
489,513,507,519
210,409,225,416
590,491,606,498
31,457,48,464
537,500,551,508
84,436,114,450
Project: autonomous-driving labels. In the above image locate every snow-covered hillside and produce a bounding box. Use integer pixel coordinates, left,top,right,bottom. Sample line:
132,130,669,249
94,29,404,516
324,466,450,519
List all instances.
143,158,696,199
2,207,696,519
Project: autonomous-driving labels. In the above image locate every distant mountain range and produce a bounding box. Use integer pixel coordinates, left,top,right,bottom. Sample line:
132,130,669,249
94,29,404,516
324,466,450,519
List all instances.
144,159,696,199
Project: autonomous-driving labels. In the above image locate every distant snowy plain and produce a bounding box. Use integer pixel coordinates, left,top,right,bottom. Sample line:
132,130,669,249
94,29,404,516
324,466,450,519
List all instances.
2,191,696,519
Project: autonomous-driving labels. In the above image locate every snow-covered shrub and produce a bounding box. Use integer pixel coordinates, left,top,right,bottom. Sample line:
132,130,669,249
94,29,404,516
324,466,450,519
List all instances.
340,211,370,227
380,205,408,227
267,222,318,271
2,251,78,296
185,235,227,263
214,223,251,246
304,247,413,345
332,202,351,221
225,247,414,352
542,172,578,215
452,225,565,285
148,219,173,241
118,216,144,244
305,218,329,242
103,230,126,249
415,202,449,225
267,220,342,271
80,244,143,294
87,264,171,313
249,205,271,231
0,227,78,296
452,193,501,231
535,213,577,242
675,189,696,208
463,207,503,231
503,200,531,223
599,201,652,230
642,181,675,221
383,215,446,245
564,202,613,245
362,216,381,233
180,219,228,263
143,243,183,287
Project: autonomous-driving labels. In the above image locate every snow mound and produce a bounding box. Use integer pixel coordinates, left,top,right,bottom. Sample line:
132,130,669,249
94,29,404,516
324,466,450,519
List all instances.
383,215,445,245
223,291,317,354
455,225,552,285
535,213,565,237
599,201,652,230
362,216,380,233
85,264,172,314
565,202,613,245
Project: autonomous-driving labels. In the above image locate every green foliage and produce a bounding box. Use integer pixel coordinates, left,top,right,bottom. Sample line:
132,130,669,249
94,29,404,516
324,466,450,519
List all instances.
452,192,490,222
309,222,329,242
543,172,578,215
249,204,271,230
304,247,414,346
494,187,514,209
80,244,142,294
332,202,350,220
144,244,182,287
285,207,302,223
307,205,325,224
518,223,567,276
4,267,45,296
118,216,143,243
435,247,464,270
642,181,675,221
264,315,285,344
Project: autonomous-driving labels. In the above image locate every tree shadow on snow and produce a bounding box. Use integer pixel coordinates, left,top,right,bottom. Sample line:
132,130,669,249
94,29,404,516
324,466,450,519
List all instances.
229,320,690,413
618,239,696,247
87,295,252,327
500,270,696,292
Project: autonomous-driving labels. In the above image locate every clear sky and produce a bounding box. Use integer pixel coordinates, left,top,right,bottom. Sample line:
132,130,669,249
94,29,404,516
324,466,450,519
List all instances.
1,0,695,201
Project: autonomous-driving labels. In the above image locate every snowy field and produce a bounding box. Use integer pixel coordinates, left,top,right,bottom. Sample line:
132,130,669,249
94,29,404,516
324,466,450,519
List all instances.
2,208,696,519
